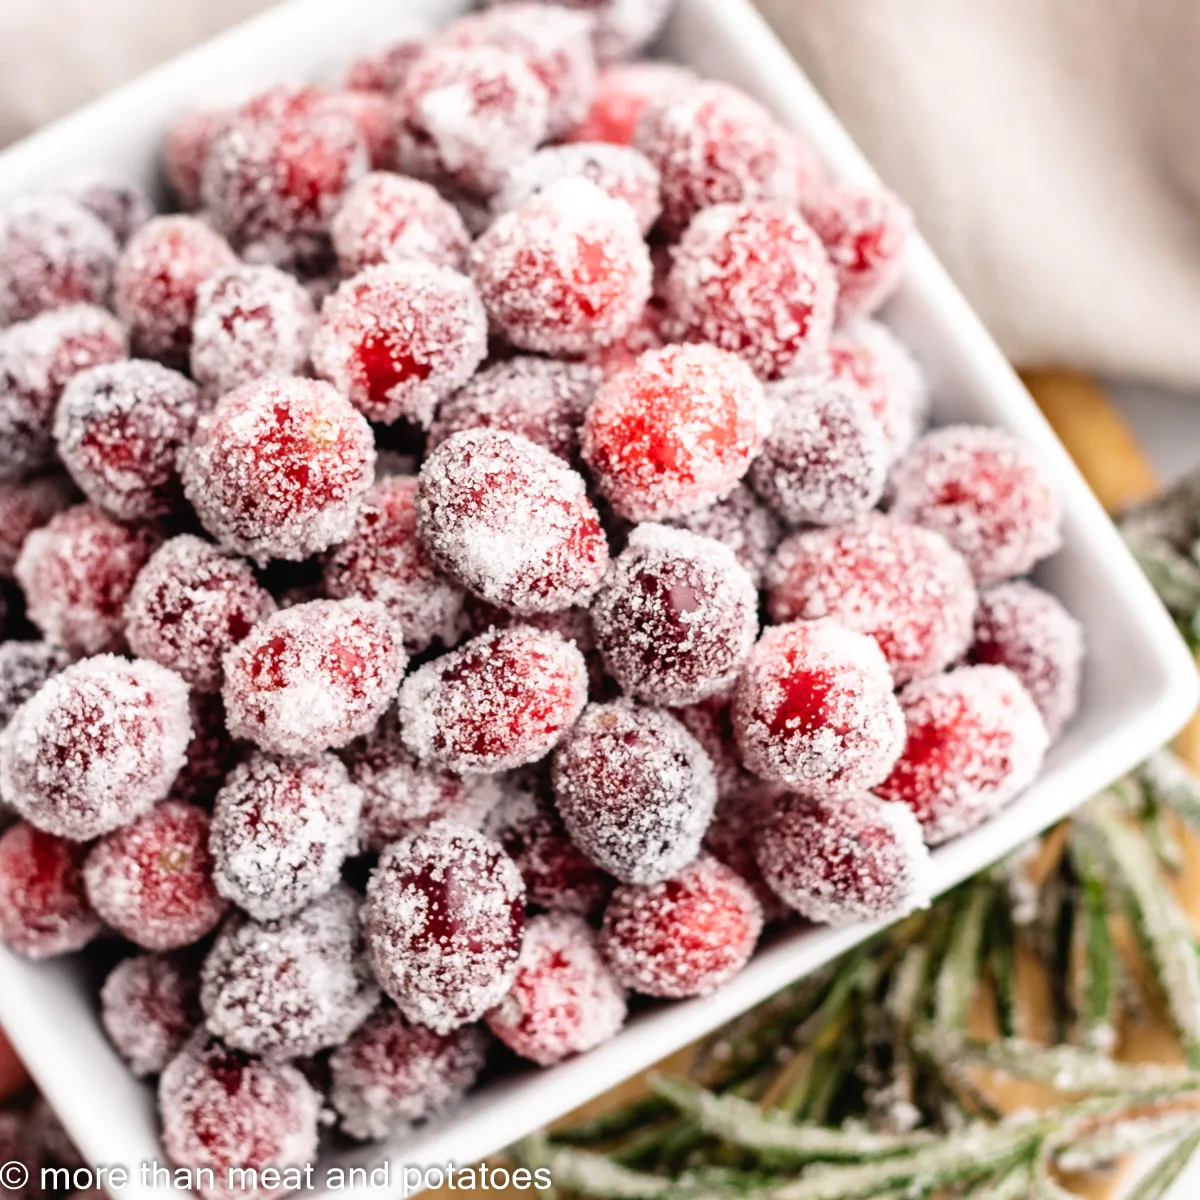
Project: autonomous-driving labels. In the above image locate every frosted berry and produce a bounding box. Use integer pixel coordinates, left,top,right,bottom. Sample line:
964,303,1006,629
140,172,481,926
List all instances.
756,792,932,925
471,178,652,357
331,172,470,276
889,425,1064,586
223,598,406,758
600,856,762,998
200,885,379,1060
330,1004,488,1141
732,618,904,795
552,700,717,884
877,665,1050,845
582,344,770,522
190,264,316,399
675,696,760,804
0,475,75,576
667,202,836,380
417,429,610,614
101,953,199,1077
84,800,227,951
54,360,201,520
16,504,162,655
180,377,376,564
802,183,912,324
667,483,782,587
210,752,364,921
486,912,626,1066
343,37,427,94
766,514,977,685
312,262,487,428
0,641,72,730
59,171,153,246
162,106,231,209
486,0,672,62
173,692,243,807
567,61,696,145
0,822,100,958
363,821,525,1033
399,625,588,774
328,90,396,171
703,792,789,924
114,215,238,369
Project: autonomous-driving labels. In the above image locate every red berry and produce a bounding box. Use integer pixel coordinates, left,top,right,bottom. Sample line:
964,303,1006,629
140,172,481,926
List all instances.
159,1032,320,1200
486,911,626,1066
180,376,376,564
471,179,652,357
552,700,717,884
399,625,588,774
343,37,428,94
329,1004,488,1141
0,822,100,958
666,483,782,587
674,696,761,804
566,61,696,145
889,425,1064,586
582,344,770,522
732,619,904,795
876,665,1050,845
54,360,201,520
0,641,72,730
114,215,238,369
363,821,526,1032
600,856,762,998
101,953,199,1077
486,0,672,62
200,885,380,1060
328,90,396,171
172,692,243,808
765,515,977,686
755,791,932,925
16,503,162,655
417,429,610,614
312,262,487,427
703,792,789,924
84,800,227,951
210,752,364,921
0,475,76,576
223,598,406,757
162,107,231,210
59,171,153,246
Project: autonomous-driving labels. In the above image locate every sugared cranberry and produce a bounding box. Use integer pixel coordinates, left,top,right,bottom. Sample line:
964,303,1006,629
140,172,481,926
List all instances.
486,0,673,62
675,696,761,803
101,953,200,1077
59,171,153,246
162,107,231,210
343,37,428,94
328,90,396,171
0,641,72,730
172,692,243,808
0,476,75,576
566,61,696,145
600,856,762,998
363,821,526,1033
666,484,782,587
703,792,789,924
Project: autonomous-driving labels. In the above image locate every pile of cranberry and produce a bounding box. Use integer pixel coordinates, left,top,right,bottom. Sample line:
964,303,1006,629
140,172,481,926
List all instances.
0,0,1084,1192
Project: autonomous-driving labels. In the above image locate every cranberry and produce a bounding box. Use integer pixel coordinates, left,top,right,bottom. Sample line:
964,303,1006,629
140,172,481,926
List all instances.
566,61,696,145
100,952,199,1077
172,692,243,808
59,170,153,246
328,90,395,171
703,792,790,924
666,483,782,587
343,37,427,94
486,0,673,62
0,476,76,576
162,106,231,210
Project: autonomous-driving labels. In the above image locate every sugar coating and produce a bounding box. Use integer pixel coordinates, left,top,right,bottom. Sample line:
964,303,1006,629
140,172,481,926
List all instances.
486,911,626,1066
173,691,243,807
600,856,762,999
312,262,487,428
552,700,717,884
329,89,396,171
970,580,1084,742
54,359,202,520
0,821,101,958
566,61,696,145
703,791,790,924
115,216,238,369
210,752,364,921
15,503,162,655
331,172,471,277
877,665,1050,845
486,0,673,62
190,264,317,400
582,343,771,522
163,107,232,210
201,885,380,1060
399,625,588,775
674,696,761,804
125,535,277,693
766,514,978,686
749,377,889,528
667,202,836,380
593,524,759,706
363,820,526,1033
344,37,428,94
58,170,153,246
889,425,1065,586
394,45,550,197
329,1004,488,1141
495,142,662,234
101,953,199,1078
323,475,468,653
0,193,119,325
417,429,610,614
180,376,377,564
802,183,912,325
0,476,76,576
0,655,191,841
634,80,798,237
84,800,227,951
470,178,652,357
223,598,406,758
0,642,73,730
666,483,782,587
159,1031,320,1200
755,791,932,926
732,618,904,796
0,304,128,481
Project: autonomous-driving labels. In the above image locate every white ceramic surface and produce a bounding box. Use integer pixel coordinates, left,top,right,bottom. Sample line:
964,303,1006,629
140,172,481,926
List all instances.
0,1,1195,1196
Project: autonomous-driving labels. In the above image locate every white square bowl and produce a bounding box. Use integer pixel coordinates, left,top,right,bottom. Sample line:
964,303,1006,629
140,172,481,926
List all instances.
0,0,1195,1195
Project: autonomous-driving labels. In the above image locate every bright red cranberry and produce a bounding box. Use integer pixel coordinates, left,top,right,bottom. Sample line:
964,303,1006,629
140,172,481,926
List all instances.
566,61,695,145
